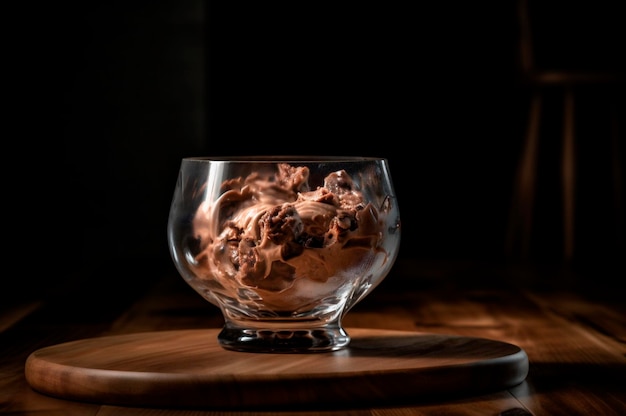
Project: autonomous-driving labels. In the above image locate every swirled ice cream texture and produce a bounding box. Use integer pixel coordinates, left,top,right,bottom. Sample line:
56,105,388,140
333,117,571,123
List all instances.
192,163,388,311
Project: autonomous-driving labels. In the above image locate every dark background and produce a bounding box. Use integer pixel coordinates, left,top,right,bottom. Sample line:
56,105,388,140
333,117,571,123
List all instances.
5,1,625,304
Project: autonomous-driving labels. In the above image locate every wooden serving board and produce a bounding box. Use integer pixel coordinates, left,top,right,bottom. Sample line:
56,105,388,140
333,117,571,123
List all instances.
25,328,528,409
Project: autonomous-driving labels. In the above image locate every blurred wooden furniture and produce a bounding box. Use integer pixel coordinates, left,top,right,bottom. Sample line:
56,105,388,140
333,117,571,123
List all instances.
506,0,625,262
2,258,625,415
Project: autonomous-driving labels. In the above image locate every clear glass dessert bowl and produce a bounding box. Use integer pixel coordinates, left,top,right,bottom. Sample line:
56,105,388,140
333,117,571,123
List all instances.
167,156,401,353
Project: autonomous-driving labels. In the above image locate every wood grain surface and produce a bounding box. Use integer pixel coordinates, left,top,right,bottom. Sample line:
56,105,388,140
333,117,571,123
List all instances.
24,327,528,409
3,259,626,415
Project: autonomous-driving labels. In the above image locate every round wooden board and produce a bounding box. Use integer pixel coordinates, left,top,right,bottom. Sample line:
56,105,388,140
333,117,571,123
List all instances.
25,328,528,409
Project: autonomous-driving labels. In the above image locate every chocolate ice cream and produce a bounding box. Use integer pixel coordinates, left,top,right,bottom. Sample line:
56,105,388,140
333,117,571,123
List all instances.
190,163,393,312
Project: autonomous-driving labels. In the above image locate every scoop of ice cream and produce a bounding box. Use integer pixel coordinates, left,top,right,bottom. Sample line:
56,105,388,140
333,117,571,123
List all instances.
191,163,388,312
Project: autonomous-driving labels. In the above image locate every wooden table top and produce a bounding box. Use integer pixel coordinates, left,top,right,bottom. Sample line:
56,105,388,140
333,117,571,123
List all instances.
1,258,625,415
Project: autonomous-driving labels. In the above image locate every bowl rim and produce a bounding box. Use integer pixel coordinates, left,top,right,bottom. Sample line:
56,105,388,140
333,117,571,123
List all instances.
181,156,388,163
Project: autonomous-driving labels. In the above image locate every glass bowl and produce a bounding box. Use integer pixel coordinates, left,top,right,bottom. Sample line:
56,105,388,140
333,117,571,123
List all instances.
167,156,401,352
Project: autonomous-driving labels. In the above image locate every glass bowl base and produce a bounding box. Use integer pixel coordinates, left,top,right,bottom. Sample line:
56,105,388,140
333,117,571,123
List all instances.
217,324,350,353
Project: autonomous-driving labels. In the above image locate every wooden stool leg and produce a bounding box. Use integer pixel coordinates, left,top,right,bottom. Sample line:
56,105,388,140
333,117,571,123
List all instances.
562,88,576,262
507,91,542,259
609,101,625,253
